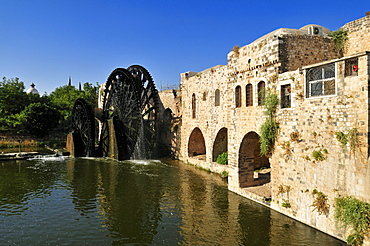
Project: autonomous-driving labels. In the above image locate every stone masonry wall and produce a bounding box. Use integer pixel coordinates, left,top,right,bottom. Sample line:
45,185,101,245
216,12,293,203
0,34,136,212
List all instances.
176,13,370,244
271,54,370,241
343,14,370,56
279,35,338,72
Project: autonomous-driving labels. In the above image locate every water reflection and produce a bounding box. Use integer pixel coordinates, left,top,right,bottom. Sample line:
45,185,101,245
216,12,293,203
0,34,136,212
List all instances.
0,157,345,245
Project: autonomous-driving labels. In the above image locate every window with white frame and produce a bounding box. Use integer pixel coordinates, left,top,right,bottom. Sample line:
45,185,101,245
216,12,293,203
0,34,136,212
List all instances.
306,63,335,98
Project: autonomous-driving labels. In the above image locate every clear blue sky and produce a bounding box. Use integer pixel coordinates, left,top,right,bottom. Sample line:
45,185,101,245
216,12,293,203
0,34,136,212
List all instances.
1,0,369,94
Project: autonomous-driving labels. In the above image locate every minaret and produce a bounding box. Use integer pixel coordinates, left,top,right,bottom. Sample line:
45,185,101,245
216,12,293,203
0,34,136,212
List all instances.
68,76,72,86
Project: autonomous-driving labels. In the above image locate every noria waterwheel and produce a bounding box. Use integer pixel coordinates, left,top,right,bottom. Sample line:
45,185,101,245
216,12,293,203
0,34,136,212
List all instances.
127,65,160,158
71,98,95,157
70,65,159,160
98,68,142,160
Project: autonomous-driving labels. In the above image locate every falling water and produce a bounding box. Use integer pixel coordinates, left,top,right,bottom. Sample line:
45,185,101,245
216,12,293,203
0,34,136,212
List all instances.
132,118,147,159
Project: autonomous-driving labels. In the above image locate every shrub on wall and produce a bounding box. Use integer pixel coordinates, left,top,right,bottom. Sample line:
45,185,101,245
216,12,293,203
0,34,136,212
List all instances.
329,29,348,56
260,90,279,156
335,196,370,246
216,152,228,165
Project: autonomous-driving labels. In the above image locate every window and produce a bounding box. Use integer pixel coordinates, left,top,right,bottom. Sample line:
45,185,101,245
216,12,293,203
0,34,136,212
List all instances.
246,84,253,106
306,63,335,98
235,86,241,107
281,84,291,108
345,58,358,77
202,91,207,101
215,89,220,106
192,93,196,118
257,81,265,105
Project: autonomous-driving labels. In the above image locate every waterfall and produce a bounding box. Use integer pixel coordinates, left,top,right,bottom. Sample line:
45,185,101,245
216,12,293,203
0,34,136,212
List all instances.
132,118,147,160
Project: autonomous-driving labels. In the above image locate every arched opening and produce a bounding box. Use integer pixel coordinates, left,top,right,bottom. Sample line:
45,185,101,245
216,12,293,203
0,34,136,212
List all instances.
246,84,253,107
235,86,241,107
215,89,220,106
238,131,270,188
212,128,228,162
257,81,265,106
188,127,206,158
192,93,196,118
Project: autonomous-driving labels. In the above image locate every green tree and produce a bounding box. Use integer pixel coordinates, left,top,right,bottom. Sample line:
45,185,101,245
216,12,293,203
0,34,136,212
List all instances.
20,103,60,137
48,82,98,132
0,77,30,131
0,77,29,116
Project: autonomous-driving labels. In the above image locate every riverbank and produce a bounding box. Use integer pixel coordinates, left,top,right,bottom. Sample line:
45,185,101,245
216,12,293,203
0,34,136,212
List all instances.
0,131,66,149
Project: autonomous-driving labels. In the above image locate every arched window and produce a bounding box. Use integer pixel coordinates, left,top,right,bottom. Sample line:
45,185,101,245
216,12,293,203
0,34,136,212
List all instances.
235,86,241,108
257,81,265,106
246,84,253,106
192,93,196,118
215,89,220,106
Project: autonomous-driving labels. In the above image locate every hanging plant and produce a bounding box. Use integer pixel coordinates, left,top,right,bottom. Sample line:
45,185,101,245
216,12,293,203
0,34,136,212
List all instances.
260,90,279,156
329,29,348,56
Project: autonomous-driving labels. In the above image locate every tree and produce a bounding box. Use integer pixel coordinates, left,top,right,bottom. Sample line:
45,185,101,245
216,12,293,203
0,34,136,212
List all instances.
0,77,29,116
20,103,60,137
48,82,98,132
0,77,30,131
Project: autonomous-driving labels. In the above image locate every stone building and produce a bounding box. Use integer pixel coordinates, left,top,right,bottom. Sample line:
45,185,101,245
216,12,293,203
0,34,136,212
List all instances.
171,12,370,244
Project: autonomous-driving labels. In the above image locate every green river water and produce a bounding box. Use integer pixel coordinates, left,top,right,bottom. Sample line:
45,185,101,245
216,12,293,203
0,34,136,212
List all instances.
0,157,345,245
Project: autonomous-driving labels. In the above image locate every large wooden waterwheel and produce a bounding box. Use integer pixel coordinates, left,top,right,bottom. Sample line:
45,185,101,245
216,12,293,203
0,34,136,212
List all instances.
127,65,160,158
98,68,141,160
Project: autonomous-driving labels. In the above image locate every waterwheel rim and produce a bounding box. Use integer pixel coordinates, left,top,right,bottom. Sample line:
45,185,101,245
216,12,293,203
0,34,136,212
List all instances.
127,65,160,158
99,68,141,159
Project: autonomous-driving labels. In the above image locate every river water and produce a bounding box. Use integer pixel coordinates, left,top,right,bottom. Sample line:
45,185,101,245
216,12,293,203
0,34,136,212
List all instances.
0,157,345,245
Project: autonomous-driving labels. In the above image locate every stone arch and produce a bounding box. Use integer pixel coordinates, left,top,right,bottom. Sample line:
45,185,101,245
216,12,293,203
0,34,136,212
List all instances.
238,131,270,188
188,127,206,157
212,128,228,162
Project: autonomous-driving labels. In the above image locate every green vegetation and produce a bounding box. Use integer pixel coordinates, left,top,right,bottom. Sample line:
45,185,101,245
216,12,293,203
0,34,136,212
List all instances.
335,128,359,153
282,199,291,208
335,196,370,245
216,152,228,165
0,77,99,138
329,29,348,56
221,171,228,178
260,90,279,156
21,103,60,137
335,131,348,146
311,189,330,216
312,149,328,161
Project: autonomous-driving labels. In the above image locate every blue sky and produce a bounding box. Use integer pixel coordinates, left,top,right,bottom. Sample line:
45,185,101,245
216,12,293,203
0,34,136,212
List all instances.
1,0,369,94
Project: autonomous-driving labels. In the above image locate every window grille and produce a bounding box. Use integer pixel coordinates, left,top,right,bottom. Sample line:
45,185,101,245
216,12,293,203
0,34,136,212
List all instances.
215,89,220,106
257,81,265,105
345,58,358,77
235,86,241,107
306,63,335,98
281,84,291,108
246,84,253,106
